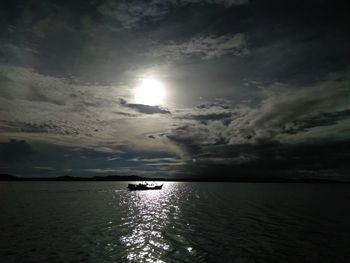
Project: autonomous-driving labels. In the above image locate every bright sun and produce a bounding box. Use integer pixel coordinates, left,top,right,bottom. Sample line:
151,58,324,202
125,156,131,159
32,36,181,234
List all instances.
134,78,166,105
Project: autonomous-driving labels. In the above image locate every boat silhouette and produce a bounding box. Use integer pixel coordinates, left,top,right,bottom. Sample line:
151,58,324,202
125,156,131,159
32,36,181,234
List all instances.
127,182,163,191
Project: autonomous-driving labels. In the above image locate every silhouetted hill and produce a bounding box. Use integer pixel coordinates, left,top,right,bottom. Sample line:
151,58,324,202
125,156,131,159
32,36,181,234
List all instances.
0,173,348,183
0,174,146,181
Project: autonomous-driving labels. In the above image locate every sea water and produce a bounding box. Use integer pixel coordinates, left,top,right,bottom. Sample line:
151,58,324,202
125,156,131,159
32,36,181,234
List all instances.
0,182,349,262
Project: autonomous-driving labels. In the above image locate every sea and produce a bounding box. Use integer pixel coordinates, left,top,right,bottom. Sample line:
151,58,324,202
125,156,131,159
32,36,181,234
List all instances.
0,182,349,263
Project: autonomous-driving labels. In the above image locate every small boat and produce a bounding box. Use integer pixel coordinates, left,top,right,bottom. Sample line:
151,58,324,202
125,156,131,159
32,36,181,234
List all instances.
127,182,163,191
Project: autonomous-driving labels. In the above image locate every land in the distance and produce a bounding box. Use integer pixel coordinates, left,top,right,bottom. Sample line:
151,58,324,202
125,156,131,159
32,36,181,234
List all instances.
0,174,348,184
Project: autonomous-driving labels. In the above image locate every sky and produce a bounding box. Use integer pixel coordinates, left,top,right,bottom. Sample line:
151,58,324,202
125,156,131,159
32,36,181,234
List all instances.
0,0,349,179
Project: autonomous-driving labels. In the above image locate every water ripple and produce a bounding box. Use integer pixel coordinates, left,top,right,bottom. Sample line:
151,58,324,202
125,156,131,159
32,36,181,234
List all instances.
2,182,350,262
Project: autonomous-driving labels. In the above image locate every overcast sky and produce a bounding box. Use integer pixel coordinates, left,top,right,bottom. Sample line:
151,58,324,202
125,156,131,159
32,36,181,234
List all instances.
0,0,349,179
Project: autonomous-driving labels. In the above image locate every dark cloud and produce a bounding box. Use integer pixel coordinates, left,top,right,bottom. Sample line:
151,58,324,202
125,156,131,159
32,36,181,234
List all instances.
284,109,350,134
180,112,233,123
182,139,350,180
148,34,249,61
114,111,139,117
98,0,248,30
0,120,81,135
176,101,235,124
0,0,349,179
197,102,230,109
0,139,33,163
164,69,350,178
166,124,216,155
0,65,70,104
168,78,350,149
26,85,66,105
0,141,130,177
119,98,170,114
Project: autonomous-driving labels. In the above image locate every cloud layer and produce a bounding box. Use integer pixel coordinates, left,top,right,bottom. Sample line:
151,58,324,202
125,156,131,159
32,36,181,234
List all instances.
149,34,249,60
0,0,349,179
98,0,248,30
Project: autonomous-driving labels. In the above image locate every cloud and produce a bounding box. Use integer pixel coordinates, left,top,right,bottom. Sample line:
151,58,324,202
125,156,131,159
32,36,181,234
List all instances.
98,0,248,30
184,139,350,179
0,43,38,65
180,0,248,6
170,70,350,147
128,156,185,171
164,69,350,169
119,98,171,114
32,166,56,171
130,157,181,163
0,65,178,159
5,63,344,176
283,109,350,134
0,139,33,163
166,122,226,156
178,107,234,123
0,120,81,136
174,100,235,123
149,34,249,60
98,0,170,29
182,112,233,122
1,0,349,180
228,72,350,144
83,168,119,174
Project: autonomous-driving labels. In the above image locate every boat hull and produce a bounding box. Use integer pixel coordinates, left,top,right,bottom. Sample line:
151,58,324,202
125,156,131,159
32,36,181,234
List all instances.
127,183,163,191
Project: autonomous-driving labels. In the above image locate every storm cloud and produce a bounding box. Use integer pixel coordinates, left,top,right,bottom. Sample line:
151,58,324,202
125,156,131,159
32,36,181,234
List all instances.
148,34,249,60
0,139,33,163
119,98,171,114
0,0,349,179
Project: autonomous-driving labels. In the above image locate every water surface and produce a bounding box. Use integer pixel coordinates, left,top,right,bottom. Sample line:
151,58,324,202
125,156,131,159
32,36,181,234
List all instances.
1,182,349,262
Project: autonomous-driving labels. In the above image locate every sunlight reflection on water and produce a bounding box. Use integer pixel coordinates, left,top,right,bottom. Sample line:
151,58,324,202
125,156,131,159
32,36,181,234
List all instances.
2,182,349,263
119,183,180,262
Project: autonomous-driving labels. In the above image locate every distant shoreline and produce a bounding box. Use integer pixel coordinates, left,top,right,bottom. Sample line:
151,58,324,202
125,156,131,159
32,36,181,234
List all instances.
0,174,348,184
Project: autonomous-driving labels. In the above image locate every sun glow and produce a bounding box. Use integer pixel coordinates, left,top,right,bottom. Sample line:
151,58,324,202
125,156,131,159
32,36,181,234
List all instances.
134,78,166,105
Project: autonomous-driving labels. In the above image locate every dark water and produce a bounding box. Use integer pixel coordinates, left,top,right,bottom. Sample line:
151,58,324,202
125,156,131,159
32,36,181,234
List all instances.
1,182,350,263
